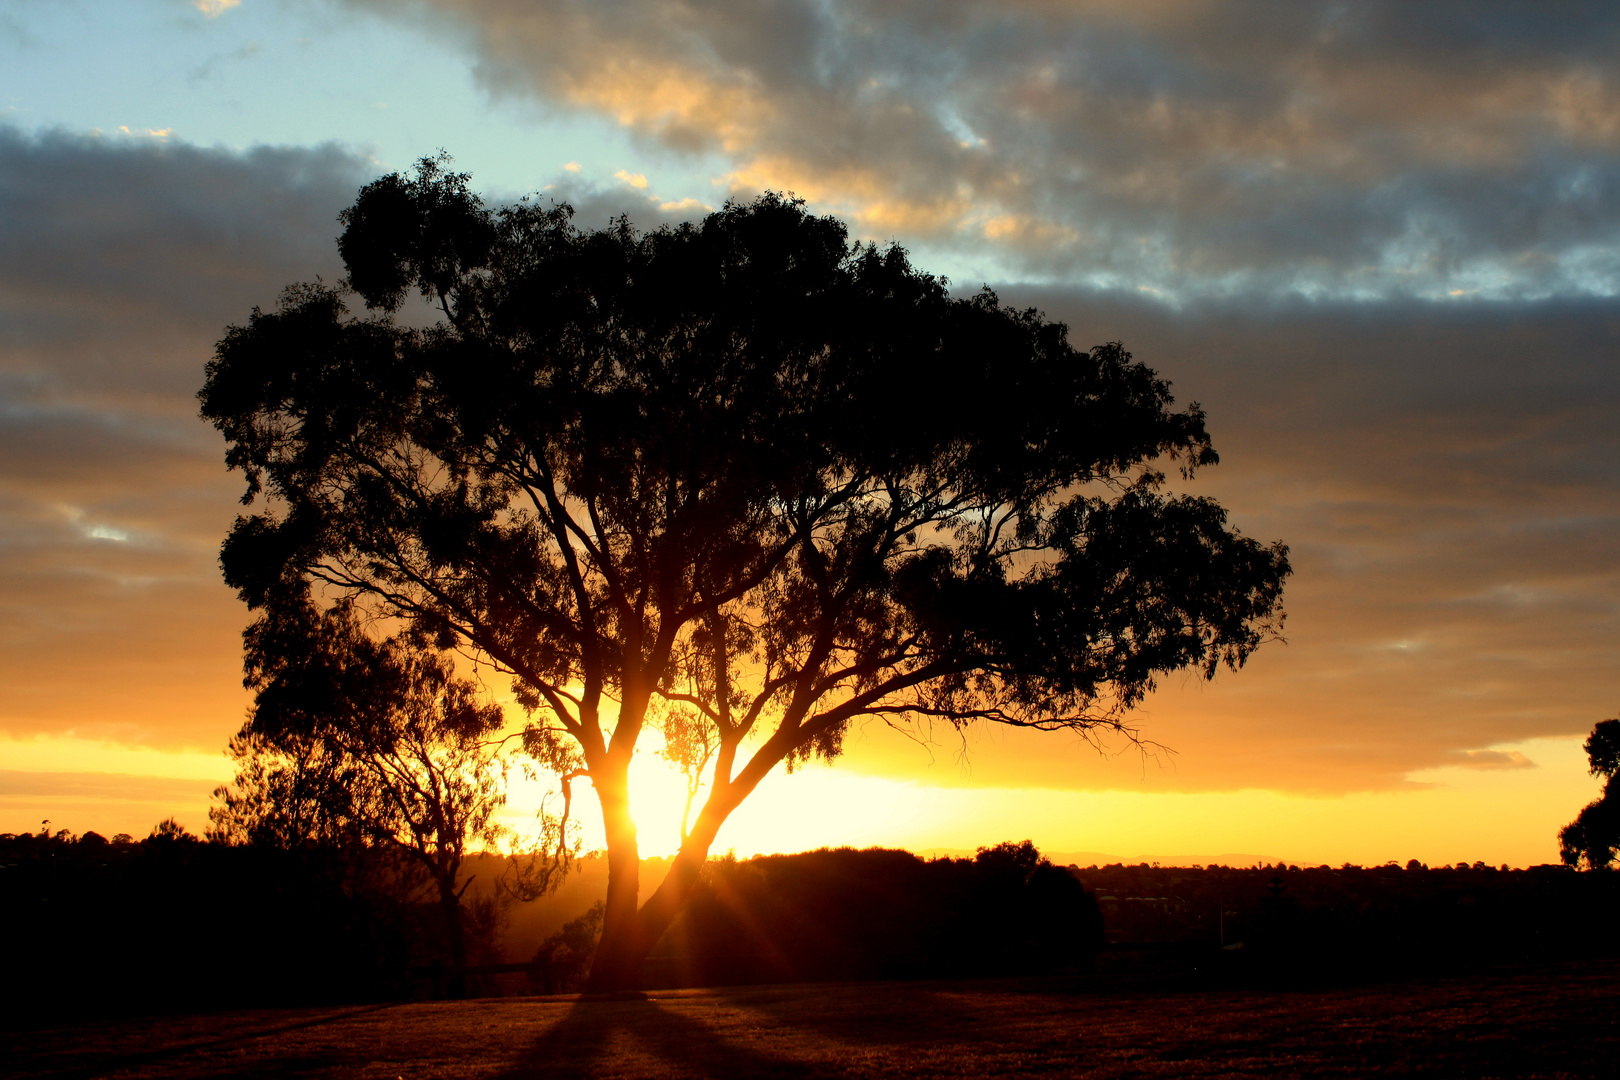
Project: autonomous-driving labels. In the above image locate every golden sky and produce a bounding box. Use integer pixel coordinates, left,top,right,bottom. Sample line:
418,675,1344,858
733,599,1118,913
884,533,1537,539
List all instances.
1,1,1616,865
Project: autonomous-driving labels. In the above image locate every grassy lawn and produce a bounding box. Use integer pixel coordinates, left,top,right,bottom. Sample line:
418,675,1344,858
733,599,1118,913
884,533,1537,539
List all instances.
7,960,1617,1079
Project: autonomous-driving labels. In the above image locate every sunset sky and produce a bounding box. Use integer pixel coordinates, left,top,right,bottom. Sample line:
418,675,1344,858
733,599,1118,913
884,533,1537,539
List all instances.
2,0,1616,867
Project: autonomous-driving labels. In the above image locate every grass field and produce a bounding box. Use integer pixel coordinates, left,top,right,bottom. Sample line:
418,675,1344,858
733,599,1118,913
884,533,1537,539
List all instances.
7,960,1617,1079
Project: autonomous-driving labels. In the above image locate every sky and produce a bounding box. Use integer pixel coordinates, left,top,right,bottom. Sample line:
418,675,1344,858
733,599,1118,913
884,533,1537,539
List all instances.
1,0,1616,867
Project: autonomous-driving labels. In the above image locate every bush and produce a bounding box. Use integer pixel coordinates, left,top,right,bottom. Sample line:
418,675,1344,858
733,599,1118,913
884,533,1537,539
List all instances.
646,842,1103,987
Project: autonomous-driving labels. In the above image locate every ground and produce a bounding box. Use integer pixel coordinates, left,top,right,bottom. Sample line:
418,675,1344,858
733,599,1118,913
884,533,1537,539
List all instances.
7,961,1617,1079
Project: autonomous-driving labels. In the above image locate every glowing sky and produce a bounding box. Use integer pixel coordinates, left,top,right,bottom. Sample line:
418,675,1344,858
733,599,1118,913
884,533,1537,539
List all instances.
2,0,1616,866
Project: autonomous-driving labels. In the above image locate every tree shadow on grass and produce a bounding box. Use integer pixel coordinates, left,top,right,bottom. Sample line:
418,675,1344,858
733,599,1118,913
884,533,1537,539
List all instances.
12,1005,395,1080
696,976,1260,1076
495,980,1118,1080
721,979,1060,1049
494,996,835,1080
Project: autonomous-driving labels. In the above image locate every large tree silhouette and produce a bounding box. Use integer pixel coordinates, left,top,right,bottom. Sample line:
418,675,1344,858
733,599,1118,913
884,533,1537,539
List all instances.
199,157,1290,991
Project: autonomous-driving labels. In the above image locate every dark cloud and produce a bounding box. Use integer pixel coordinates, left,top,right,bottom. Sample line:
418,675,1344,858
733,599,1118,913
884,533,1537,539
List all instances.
356,0,1620,299
0,126,360,394
0,126,369,747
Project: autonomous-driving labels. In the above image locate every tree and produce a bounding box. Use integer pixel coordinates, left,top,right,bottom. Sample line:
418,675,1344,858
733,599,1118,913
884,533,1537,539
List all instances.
210,600,571,986
198,156,1290,991
1560,717,1620,870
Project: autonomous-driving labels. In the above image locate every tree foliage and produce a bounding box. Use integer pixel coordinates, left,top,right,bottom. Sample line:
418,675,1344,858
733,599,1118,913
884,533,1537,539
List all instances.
199,156,1290,989
1561,717,1620,870
211,600,571,976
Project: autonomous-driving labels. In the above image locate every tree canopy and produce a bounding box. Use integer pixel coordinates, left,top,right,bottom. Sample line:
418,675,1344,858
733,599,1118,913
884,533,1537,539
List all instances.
1561,717,1620,870
199,156,1290,990
210,600,570,984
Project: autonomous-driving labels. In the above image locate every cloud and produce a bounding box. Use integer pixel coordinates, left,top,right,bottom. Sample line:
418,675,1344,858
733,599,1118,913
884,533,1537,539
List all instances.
0,770,215,802
612,168,648,188
1446,750,1538,770
657,196,711,214
535,167,715,232
0,126,369,748
0,124,1613,802
352,0,1620,300
194,0,242,18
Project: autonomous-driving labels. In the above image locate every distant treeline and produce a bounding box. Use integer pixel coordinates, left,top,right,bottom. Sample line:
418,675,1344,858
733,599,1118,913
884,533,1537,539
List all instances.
6,826,1619,1023
1076,860,1620,979
643,852,1620,988
0,825,487,1023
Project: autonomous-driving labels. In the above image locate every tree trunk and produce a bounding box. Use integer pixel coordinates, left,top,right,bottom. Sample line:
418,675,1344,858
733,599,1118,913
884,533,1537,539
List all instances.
584,780,744,993
584,763,645,993
439,878,468,999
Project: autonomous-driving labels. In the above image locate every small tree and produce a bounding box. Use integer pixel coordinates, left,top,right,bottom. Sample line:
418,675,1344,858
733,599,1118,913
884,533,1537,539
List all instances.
1560,717,1620,870
211,599,571,983
200,157,1290,991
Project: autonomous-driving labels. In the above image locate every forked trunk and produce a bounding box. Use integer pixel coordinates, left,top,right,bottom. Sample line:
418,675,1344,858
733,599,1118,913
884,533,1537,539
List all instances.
584,783,741,993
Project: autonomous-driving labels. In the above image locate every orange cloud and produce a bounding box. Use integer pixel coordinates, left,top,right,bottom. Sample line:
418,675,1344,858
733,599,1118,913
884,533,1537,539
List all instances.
557,58,772,155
